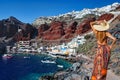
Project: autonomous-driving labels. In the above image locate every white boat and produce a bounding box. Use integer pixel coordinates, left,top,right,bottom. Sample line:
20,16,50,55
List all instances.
57,65,63,68
24,56,30,59
41,60,56,64
2,54,13,59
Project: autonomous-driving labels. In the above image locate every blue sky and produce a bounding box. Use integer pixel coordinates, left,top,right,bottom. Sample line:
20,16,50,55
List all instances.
0,0,120,23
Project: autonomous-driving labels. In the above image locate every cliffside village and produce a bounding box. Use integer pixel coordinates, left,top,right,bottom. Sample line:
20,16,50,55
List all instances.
5,34,90,57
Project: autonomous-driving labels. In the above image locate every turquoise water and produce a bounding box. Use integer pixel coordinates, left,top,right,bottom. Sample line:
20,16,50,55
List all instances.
0,54,72,80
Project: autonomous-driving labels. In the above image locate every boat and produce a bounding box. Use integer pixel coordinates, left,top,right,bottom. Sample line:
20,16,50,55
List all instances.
41,60,56,64
24,56,30,59
57,65,63,68
2,54,13,59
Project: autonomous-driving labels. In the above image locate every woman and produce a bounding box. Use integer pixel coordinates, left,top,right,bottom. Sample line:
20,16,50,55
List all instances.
90,20,116,80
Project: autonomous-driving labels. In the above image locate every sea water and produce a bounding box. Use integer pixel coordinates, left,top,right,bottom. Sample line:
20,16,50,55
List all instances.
0,54,72,80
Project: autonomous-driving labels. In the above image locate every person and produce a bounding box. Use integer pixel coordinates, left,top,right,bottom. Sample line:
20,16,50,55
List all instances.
90,20,116,80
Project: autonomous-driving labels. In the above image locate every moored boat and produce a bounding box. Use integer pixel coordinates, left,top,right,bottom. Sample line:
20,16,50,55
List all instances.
41,60,56,64
2,54,13,59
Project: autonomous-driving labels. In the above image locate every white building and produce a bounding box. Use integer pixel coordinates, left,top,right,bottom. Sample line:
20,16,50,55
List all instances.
17,41,30,48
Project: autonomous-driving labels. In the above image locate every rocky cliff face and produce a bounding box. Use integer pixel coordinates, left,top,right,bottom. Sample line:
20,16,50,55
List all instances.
0,16,37,43
36,12,117,44
76,18,95,35
97,13,114,21
0,16,38,53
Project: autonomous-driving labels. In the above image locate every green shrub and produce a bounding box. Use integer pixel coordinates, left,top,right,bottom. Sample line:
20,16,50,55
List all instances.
84,34,93,40
76,38,96,55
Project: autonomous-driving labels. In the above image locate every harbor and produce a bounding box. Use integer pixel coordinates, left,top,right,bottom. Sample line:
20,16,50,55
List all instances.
0,53,72,80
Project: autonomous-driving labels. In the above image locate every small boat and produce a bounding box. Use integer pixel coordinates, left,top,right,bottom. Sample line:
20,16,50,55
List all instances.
24,56,30,59
57,65,63,68
41,60,56,64
2,54,13,59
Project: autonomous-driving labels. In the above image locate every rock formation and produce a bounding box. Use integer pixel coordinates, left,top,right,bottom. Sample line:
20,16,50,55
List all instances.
97,13,114,21
36,11,119,45
0,16,37,53
38,21,65,41
0,16,37,42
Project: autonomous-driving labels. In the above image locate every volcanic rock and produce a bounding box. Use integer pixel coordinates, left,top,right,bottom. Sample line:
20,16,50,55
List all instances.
76,19,95,35
40,21,65,40
0,16,37,42
97,13,114,21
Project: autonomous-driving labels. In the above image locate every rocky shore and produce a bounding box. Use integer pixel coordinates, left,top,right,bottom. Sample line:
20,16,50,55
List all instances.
39,53,120,80
39,54,92,80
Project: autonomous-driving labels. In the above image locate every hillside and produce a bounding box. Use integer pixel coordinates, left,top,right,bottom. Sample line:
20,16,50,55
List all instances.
0,16,38,53
32,2,120,45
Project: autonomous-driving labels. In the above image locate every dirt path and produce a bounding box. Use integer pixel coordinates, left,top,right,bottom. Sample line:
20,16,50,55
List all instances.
107,70,120,80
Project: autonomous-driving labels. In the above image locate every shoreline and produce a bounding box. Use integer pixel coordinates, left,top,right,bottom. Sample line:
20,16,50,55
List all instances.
0,53,72,80
2,51,120,80
39,52,120,80
39,53,93,80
